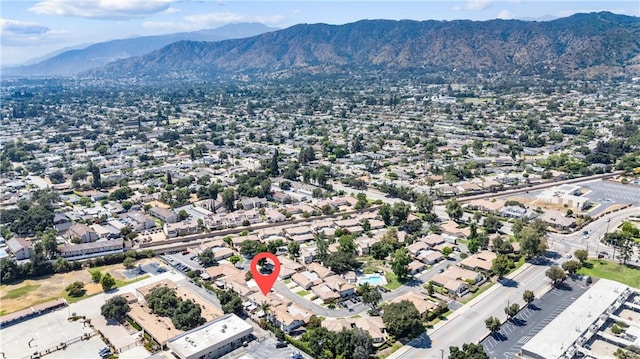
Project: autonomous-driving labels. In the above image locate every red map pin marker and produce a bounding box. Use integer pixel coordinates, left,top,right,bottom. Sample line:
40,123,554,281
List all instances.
251,252,280,295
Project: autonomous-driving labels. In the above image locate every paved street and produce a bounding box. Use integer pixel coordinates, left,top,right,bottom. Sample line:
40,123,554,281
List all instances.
389,256,566,359
390,207,638,359
548,206,639,257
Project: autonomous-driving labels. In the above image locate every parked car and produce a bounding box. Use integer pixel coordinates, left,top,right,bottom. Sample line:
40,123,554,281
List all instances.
291,353,303,359
276,341,287,348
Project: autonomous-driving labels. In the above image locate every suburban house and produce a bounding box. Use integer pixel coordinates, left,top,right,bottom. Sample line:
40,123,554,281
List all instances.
291,271,323,290
323,275,356,298
270,303,312,334
408,260,426,275
122,211,156,231
6,237,34,260
163,221,198,238
312,284,340,303
389,292,439,316
431,266,484,296
67,223,98,243
458,251,497,273
148,206,178,223
307,262,333,279
538,210,577,231
322,317,388,346
417,250,444,265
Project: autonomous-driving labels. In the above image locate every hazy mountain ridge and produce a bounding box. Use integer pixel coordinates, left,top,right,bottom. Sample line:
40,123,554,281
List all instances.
4,23,278,77
91,12,640,80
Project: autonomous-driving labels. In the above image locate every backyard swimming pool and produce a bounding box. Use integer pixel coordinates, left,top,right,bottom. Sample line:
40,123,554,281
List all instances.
357,274,387,286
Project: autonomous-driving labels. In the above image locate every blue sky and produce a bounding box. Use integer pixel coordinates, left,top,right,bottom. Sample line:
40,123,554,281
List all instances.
1,1,638,65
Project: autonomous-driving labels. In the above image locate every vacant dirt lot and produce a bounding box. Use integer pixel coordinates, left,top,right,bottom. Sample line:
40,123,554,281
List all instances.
0,259,156,315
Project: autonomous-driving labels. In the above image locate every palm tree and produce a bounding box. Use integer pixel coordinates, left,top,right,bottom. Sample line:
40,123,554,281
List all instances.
260,301,271,321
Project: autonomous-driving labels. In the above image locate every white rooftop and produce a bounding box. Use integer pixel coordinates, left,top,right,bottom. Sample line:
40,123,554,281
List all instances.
521,279,630,359
167,314,252,358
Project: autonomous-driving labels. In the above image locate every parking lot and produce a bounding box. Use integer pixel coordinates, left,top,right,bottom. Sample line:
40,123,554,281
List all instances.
0,306,106,359
582,181,640,214
481,279,590,358
221,334,311,359
161,252,205,273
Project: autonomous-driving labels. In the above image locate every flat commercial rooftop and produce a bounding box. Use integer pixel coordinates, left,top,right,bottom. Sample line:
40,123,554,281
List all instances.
521,279,630,359
168,314,252,358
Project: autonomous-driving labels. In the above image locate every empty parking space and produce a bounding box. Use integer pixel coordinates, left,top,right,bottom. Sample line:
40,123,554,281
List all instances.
481,279,590,358
582,181,640,213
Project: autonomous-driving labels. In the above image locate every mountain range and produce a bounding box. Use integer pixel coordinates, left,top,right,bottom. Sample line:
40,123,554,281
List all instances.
3,23,278,77
87,12,640,80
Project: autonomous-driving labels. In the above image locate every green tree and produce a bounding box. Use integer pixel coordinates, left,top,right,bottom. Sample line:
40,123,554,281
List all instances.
485,316,501,333
491,254,513,278
523,290,535,306
221,188,235,211
287,241,300,257
123,257,136,269
574,249,588,263
561,260,581,274
325,251,361,274
442,246,453,258
391,202,411,225
197,248,218,267
219,289,243,316
65,281,86,297
504,303,520,321
40,230,59,259
446,199,463,222
518,225,547,259
355,192,368,210
172,299,205,331
100,273,116,291
449,343,489,359
177,209,189,221
391,247,412,280
545,265,567,287
90,269,102,283
483,215,503,234
379,203,392,225
415,192,434,214
359,282,382,310
338,235,356,254
146,287,179,317
101,296,130,322
382,300,425,339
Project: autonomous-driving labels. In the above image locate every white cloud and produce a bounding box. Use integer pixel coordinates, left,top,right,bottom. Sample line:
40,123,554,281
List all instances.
497,9,514,19
0,19,68,47
143,12,285,33
1,19,50,35
28,0,176,20
184,12,285,27
460,0,493,11
164,7,180,14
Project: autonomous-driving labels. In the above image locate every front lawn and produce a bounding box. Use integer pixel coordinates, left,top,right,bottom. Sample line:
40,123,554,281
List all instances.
578,260,640,288
384,271,406,290
296,289,311,296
